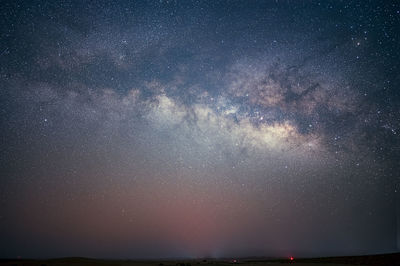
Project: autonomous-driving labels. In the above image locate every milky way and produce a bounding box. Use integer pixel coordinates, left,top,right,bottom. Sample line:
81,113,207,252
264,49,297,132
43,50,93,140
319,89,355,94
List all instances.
1,0,400,259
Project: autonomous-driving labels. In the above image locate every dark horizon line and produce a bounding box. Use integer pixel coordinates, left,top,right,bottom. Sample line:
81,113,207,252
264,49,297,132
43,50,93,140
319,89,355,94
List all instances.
1,251,399,262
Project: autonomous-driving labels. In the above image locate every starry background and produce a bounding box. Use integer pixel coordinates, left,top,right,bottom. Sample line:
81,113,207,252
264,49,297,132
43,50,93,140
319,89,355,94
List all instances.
1,0,400,259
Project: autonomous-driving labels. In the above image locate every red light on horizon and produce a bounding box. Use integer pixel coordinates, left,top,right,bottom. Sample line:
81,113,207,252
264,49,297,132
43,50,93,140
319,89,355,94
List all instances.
290,256,294,261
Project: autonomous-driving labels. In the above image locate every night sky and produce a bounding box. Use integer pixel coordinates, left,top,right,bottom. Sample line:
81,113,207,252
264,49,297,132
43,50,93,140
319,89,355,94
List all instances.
1,0,400,260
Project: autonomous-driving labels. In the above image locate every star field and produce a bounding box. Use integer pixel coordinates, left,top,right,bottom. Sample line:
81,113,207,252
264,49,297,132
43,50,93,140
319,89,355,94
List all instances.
0,0,399,259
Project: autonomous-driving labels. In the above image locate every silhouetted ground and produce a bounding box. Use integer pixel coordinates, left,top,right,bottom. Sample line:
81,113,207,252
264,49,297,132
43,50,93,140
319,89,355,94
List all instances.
0,252,399,266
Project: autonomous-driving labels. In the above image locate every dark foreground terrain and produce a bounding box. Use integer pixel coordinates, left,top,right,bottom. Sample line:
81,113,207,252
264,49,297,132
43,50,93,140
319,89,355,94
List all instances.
1,253,399,266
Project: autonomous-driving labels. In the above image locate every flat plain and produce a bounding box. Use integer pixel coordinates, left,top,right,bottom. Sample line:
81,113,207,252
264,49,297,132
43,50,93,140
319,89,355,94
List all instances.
1,252,399,266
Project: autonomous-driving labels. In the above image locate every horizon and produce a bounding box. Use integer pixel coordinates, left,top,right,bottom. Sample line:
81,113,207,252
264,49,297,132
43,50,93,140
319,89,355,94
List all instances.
1,0,399,260
2,250,400,260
